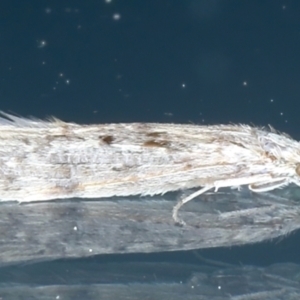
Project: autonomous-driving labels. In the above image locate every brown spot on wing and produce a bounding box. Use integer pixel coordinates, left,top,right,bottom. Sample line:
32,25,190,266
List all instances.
99,135,114,145
143,140,169,147
296,164,300,176
146,131,166,137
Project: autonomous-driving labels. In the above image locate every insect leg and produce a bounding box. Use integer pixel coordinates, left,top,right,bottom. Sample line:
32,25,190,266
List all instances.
172,185,213,225
248,178,288,192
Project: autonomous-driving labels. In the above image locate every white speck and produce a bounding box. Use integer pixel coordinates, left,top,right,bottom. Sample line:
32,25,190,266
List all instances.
280,112,283,116
270,99,274,103
89,248,93,252
243,81,247,86
37,40,47,48
45,7,52,14
181,83,186,88
65,79,70,84
73,226,78,231
113,13,121,20
56,296,60,299
105,0,112,2
218,285,221,290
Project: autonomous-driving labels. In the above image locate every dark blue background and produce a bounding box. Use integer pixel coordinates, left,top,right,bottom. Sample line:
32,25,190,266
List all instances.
0,0,300,266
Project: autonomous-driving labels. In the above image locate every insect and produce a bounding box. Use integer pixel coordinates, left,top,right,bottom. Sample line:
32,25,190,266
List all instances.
0,111,300,225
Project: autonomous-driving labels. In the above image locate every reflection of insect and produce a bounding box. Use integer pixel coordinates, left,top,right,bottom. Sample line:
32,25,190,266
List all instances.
1,111,300,225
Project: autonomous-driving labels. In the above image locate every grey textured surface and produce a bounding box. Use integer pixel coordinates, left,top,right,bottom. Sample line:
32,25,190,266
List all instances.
0,261,299,299
0,186,299,265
